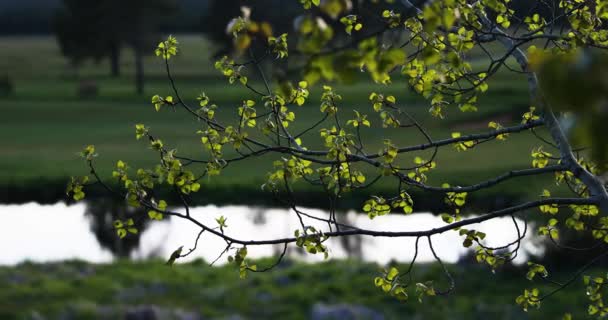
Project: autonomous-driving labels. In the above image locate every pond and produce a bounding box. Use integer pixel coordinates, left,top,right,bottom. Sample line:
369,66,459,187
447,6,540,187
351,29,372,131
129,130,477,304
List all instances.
0,202,541,266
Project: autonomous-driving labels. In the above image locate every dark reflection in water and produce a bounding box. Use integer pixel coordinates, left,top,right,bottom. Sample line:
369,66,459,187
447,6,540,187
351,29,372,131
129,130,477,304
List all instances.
337,214,363,259
252,208,266,225
84,198,154,258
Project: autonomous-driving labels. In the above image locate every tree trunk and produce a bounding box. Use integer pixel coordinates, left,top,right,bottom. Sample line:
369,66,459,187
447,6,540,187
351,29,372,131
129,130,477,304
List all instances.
109,42,121,77
134,44,144,95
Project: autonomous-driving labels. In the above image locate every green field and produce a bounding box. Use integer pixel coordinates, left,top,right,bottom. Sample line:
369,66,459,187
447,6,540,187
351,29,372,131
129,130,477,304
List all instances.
0,35,557,206
0,259,594,319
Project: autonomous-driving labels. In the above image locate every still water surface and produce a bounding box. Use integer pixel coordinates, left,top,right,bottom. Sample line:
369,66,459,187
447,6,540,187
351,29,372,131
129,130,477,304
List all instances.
1,202,541,265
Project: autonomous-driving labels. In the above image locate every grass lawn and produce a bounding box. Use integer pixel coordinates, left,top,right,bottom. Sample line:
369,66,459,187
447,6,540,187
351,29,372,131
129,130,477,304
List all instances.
0,35,562,206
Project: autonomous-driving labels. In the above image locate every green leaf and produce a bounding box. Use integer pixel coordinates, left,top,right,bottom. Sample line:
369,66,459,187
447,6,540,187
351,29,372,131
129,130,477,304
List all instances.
166,246,183,266
387,267,399,281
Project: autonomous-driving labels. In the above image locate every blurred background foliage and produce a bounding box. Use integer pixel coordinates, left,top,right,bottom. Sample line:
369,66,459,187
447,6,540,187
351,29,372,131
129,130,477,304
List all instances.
534,49,608,168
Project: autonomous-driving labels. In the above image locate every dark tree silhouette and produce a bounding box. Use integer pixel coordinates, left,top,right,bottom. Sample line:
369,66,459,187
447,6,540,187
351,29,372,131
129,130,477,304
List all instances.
54,0,177,93
84,198,151,258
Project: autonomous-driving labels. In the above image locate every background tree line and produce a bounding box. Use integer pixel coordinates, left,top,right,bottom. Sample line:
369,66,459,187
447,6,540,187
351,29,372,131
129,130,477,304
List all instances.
2,0,564,94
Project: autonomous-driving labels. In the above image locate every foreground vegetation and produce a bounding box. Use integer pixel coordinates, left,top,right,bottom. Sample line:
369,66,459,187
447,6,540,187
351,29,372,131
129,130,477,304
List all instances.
0,259,593,319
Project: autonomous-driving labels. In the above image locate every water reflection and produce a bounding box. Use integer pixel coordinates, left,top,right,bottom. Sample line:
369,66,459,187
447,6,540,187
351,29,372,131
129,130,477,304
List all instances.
1,202,113,265
0,202,541,266
85,198,150,258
